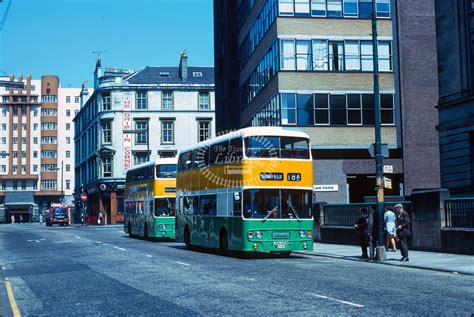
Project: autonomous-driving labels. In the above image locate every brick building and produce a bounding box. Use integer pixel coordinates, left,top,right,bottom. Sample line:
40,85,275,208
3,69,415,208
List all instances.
214,0,440,203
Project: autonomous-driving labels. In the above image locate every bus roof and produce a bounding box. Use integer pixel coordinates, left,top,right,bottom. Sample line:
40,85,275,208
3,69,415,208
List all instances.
125,157,178,174
178,127,310,155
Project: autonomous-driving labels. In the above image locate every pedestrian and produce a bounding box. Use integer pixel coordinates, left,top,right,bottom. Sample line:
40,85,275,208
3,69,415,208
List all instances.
98,211,103,225
19,214,23,224
11,215,15,224
355,207,369,259
39,213,43,225
394,203,411,262
384,206,397,252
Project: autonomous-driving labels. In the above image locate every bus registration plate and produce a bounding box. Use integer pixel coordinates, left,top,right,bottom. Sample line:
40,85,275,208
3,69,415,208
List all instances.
273,241,288,249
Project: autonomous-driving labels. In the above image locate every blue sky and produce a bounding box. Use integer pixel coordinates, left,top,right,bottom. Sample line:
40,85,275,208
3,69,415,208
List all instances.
0,0,214,87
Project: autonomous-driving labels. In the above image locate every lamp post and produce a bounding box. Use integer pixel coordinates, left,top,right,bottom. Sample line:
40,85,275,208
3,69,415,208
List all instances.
372,0,386,261
123,125,150,162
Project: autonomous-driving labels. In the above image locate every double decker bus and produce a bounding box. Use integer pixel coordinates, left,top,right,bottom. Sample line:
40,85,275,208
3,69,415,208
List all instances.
176,127,314,255
124,158,177,239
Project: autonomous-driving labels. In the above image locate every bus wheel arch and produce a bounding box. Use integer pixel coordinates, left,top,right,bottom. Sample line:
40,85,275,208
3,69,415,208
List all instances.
219,226,229,253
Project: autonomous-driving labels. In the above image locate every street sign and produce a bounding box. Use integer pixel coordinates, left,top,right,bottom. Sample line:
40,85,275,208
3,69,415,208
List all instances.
383,177,392,189
313,185,339,192
81,193,87,202
368,143,389,158
383,165,394,174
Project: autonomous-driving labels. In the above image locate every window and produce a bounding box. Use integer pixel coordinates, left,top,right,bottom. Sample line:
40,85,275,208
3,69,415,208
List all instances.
41,122,57,130
13,151,18,158
198,92,210,110
66,151,70,158
362,94,375,125
161,121,174,144
1,165,5,172
34,123,38,130
135,121,148,144
296,40,312,70
361,41,373,71
102,157,112,177
33,181,37,190
1,109,6,116
327,0,342,17
136,91,148,110
42,108,57,116
329,41,344,71
330,95,347,125
13,124,18,130
380,94,394,125
102,93,111,110
295,0,310,16
311,0,326,16
102,121,111,144
34,137,38,144
359,0,372,18
21,151,26,157
66,137,71,144
33,151,38,158
34,110,38,117
376,0,390,18
2,123,6,130
134,152,148,165
66,96,71,103
1,137,5,144
162,91,174,110
33,165,38,172
22,124,26,131
297,94,314,125
13,181,17,190
198,121,211,142
281,93,297,125
347,94,362,125
378,41,392,71
66,110,71,117
345,41,361,71
343,0,358,17
75,96,80,103
41,150,57,158
66,123,70,130
66,164,70,172
312,40,329,71
66,180,70,190
13,110,18,117
279,0,294,16
314,94,330,125
21,181,26,190
41,180,57,190
1,181,5,190
281,40,296,70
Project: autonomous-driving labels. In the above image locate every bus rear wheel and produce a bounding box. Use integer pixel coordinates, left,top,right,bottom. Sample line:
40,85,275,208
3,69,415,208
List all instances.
184,226,191,250
219,228,229,254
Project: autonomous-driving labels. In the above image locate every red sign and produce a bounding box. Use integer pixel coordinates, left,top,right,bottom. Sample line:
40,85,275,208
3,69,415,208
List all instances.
81,193,87,202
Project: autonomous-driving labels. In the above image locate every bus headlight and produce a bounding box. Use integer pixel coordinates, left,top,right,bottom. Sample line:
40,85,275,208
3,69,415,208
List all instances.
248,231,254,239
255,231,263,239
299,230,306,238
308,231,312,239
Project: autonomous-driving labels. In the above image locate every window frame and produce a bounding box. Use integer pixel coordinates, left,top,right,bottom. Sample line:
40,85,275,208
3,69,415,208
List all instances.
161,121,175,144
162,91,174,110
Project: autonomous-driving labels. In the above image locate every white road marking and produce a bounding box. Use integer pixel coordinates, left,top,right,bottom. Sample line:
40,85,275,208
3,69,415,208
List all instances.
40,239,46,241
145,255,153,258
103,243,109,246
176,261,190,266
1,266,5,271
238,277,256,282
308,293,364,308
74,236,82,239
112,246,127,251
27,239,40,243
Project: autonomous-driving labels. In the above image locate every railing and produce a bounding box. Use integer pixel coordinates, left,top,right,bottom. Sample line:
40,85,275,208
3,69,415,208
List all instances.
445,198,474,228
320,202,411,227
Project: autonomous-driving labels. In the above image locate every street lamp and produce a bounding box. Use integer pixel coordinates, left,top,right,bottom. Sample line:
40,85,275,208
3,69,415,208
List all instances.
123,124,150,162
49,161,64,203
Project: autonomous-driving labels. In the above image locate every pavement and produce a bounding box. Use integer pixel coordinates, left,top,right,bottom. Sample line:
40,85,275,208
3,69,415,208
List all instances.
297,242,474,275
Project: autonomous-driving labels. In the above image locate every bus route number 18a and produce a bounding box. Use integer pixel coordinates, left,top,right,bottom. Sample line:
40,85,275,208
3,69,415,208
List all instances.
287,173,302,182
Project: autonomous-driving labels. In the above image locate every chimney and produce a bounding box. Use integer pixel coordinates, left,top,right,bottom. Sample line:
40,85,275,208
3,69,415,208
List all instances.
179,51,188,83
80,81,89,108
93,58,102,89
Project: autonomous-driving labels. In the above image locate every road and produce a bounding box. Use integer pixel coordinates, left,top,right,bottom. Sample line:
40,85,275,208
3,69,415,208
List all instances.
0,224,473,316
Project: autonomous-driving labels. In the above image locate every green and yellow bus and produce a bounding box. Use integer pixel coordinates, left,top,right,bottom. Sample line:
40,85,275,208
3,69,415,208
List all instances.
124,158,177,239
176,127,313,255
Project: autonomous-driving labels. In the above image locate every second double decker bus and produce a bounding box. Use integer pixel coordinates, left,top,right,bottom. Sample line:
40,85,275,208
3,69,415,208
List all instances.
176,127,313,255
124,158,177,239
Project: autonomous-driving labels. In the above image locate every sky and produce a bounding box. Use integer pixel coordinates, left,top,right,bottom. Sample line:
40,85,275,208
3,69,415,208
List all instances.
0,0,214,87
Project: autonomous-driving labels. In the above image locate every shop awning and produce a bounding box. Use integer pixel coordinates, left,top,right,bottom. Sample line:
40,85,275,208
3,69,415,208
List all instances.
4,192,35,207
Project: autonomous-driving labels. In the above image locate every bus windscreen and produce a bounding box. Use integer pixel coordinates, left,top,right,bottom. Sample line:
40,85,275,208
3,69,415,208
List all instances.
245,136,310,159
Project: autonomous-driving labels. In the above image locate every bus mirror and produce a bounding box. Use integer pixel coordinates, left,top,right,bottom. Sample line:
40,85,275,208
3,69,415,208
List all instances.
234,192,240,201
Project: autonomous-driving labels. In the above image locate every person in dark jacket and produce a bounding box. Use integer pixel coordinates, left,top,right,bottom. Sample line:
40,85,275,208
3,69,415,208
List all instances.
355,207,370,259
395,203,411,262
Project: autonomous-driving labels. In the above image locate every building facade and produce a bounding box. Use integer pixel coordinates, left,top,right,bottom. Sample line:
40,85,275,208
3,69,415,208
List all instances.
74,52,215,224
214,0,441,203
435,0,474,196
0,75,89,222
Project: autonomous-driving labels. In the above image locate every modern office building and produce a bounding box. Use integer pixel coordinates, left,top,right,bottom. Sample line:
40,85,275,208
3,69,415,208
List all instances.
0,75,90,222
74,52,215,224
435,0,474,196
214,0,441,203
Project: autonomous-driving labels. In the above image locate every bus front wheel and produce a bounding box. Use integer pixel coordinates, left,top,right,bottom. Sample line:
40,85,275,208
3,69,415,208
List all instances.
219,228,228,254
184,226,191,250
